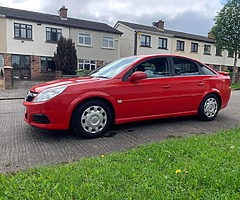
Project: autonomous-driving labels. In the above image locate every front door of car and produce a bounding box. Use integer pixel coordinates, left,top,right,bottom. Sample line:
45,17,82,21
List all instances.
119,57,177,120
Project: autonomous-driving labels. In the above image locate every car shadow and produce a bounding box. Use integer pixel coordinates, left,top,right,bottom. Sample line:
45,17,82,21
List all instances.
29,116,199,140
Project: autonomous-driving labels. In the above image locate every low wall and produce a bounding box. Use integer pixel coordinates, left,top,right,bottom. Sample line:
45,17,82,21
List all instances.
3,66,13,89
235,73,240,83
0,78,4,89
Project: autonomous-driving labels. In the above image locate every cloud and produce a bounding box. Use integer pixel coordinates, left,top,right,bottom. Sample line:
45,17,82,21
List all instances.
165,11,215,36
0,0,43,11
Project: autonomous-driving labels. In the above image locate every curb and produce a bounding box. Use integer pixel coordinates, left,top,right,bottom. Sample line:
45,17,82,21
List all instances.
0,97,25,101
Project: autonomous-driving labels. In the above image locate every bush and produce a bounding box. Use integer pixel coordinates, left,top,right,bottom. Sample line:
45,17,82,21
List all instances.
54,37,77,75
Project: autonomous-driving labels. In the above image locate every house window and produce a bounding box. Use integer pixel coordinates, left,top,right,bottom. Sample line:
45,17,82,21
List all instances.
102,36,114,48
46,27,62,42
14,23,32,39
204,44,211,55
215,47,222,56
12,55,31,68
40,57,55,72
228,51,234,58
191,42,198,53
78,33,92,46
141,35,151,47
227,66,233,72
0,54,3,68
78,59,96,70
158,38,167,49
176,40,185,51
212,65,221,71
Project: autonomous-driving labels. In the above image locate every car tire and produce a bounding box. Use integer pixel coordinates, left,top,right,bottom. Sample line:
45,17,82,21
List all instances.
72,100,113,139
198,94,219,121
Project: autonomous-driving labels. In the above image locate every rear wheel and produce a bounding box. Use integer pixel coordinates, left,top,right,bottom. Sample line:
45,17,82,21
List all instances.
198,94,219,121
72,100,112,139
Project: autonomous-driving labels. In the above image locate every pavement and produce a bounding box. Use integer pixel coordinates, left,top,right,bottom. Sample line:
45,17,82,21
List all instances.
0,80,42,100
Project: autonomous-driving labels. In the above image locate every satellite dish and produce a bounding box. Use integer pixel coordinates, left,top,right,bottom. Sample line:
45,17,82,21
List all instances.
152,22,157,26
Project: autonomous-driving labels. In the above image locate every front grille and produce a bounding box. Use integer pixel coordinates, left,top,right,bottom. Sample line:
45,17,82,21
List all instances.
25,91,37,102
32,114,51,124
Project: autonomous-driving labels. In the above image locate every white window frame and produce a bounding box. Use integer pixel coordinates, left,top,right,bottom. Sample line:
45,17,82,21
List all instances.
102,36,114,48
78,59,96,70
78,32,92,46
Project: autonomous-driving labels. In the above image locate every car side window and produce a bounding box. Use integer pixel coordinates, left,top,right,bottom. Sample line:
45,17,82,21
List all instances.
173,57,200,76
200,64,217,75
134,57,170,78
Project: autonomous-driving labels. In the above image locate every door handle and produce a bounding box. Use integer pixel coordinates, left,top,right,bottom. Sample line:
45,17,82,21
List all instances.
197,82,205,86
162,84,171,89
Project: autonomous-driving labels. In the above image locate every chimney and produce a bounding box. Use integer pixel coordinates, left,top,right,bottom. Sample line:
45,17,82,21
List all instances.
153,20,165,30
59,5,68,20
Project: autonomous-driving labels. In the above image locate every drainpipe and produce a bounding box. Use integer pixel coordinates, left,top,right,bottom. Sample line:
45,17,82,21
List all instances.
134,31,138,55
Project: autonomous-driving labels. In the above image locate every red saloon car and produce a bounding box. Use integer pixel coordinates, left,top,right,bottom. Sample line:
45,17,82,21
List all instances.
23,54,231,138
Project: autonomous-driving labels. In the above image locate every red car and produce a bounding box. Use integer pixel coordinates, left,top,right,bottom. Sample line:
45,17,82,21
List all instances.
23,54,231,138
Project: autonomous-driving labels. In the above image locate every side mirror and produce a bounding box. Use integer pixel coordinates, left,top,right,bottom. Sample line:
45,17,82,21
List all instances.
128,71,147,82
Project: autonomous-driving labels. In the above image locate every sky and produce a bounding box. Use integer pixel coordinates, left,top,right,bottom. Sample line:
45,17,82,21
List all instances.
0,0,228,36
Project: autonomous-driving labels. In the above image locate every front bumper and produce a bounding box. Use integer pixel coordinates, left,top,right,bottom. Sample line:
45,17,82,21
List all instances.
23,101,69,130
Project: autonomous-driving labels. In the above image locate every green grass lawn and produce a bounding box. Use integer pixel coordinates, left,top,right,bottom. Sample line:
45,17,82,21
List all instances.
232,83,240,89
0,128,240,199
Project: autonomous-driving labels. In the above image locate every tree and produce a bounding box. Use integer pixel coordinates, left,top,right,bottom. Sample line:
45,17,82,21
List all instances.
54,36,77,75
211,0,240,83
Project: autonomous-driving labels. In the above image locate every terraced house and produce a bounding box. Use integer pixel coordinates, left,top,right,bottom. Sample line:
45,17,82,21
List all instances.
0,6,122,80
115,20,240,76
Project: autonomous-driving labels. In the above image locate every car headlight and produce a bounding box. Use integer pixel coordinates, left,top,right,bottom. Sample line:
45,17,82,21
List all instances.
33,85,67,102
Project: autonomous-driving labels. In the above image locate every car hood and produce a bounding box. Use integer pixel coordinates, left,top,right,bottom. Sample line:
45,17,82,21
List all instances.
30,76,106,93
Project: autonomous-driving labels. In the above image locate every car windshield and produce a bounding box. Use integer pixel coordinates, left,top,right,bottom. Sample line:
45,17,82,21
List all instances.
89,56,141,78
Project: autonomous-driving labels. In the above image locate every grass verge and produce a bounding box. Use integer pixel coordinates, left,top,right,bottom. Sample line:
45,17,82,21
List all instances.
0,128,240,199
232,83,240,89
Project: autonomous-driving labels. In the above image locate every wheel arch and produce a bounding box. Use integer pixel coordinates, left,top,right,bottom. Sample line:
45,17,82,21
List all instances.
69,96,116,129
199,91,222,111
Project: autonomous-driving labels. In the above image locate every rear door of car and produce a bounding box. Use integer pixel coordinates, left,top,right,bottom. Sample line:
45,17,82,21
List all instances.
169,56,208,113
119,56,177,120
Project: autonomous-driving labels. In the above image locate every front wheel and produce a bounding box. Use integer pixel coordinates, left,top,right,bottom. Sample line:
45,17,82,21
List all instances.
72,100,113,139
198,94,220,121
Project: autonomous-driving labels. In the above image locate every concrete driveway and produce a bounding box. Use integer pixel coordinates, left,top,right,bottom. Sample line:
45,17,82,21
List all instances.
0,88,239,173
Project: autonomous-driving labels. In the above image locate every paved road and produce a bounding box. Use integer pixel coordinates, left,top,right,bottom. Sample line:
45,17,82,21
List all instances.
0,91,239,173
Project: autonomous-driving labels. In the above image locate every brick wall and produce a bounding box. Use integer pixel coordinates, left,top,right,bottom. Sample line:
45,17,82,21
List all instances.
4,54,11,66
31,56,41,79
97,60,104,68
